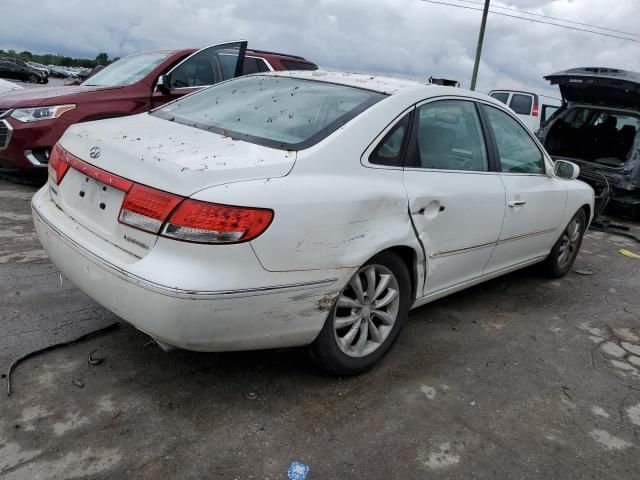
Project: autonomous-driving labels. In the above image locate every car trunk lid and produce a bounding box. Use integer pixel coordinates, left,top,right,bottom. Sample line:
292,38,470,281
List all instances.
545,67,640,109
52,113,295,257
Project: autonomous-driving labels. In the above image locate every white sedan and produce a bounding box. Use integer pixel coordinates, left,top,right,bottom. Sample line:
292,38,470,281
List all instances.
32,71,594,374
0,78,23,94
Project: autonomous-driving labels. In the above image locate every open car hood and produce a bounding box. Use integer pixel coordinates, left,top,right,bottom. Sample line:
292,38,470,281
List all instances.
545,67,640,109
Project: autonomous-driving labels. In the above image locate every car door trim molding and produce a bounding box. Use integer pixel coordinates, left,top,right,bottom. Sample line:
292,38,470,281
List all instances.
429,240,496,259
498,227,557,243
430,227,557,259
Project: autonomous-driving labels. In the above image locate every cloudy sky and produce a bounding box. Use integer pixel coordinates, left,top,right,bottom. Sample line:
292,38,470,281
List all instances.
3,0,639,96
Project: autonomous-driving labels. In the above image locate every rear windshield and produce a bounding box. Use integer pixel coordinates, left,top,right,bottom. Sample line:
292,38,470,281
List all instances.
83,53,169,86
152,76,385,150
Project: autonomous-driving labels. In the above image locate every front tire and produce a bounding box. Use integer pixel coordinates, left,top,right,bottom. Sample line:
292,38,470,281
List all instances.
310,251,411,375
27,74,38,83
543,209,587,278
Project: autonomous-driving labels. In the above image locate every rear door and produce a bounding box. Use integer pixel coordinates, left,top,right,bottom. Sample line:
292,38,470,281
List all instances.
151,41,247,108
508,92,537,131
480,103,567,272
402,98,506,296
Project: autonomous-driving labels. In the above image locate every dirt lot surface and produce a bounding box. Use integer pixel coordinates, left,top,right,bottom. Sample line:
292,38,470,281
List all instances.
1,177,640,479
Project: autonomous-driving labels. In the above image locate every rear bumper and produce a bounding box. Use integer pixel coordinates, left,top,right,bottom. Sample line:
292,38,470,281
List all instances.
32,186,348,351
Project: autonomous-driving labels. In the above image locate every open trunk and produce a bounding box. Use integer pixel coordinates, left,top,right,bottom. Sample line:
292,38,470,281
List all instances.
543,105,639,169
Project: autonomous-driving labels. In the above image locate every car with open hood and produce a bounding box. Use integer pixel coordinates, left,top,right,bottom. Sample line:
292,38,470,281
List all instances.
0,41,316,180
32,71,593,374
537,67,640,218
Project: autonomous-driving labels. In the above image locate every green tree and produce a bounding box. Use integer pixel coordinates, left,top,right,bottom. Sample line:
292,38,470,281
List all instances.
94,52,109,66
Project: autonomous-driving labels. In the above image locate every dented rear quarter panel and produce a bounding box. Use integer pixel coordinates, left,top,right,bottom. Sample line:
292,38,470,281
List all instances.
189,91,427,279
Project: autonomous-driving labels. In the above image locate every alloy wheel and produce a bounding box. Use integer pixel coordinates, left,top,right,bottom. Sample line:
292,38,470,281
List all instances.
333,264,400,357
557,217,582,269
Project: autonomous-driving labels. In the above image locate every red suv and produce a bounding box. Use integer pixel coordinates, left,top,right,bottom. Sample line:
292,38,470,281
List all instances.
0,41,317,179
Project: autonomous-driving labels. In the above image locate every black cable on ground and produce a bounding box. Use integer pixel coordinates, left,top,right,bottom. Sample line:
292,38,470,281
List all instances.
6,322,120,396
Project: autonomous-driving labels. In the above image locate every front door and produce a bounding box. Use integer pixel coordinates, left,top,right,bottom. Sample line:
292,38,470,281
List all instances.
403,99,506,296
480,103,567,273
151,41,247,108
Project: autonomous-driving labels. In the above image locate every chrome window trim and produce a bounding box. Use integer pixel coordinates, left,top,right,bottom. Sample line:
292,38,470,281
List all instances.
429,227,557,259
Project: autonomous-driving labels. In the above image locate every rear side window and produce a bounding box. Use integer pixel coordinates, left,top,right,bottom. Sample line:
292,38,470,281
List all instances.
280,60,318,71
242,57,270,75
369,114,410,167
541,105,559,122
484,105,544,174
509,94,533,115
406,100,489,172
490,92,509,104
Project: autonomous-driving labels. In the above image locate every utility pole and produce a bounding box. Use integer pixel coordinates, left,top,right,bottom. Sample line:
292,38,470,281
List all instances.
470,0,490,91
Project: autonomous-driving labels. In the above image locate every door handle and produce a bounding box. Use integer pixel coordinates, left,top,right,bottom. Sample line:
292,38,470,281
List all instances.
508,200,527,207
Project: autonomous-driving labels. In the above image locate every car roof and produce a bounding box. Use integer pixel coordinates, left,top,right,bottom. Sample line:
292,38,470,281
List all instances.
246,49,313,63
263,70,504,105
264,70,429,94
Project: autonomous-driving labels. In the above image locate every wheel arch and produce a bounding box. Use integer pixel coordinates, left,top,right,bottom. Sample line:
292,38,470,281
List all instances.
373,245,420,302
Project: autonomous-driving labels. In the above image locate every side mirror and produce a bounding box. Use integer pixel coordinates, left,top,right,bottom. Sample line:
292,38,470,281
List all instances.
155,74,170,94
553,160,580,180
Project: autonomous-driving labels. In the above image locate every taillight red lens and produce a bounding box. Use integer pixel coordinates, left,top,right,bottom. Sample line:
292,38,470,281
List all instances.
118,184,182,234
162,200,273,244
48,144,70,185
532,103,539,117
50,143,273,243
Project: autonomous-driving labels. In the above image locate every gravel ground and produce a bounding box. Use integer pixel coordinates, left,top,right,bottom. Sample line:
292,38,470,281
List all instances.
1,178,640,479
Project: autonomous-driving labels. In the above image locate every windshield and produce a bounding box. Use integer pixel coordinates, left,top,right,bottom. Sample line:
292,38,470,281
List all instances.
83,53,169,86
152,76,385,149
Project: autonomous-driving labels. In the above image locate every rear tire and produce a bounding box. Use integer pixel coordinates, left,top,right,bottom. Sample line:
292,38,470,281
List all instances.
310,251,411,375
542,209,587,278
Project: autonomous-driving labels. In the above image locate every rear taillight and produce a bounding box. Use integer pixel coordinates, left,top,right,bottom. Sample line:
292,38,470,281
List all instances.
48,144,70,185
162,200,273,244
118,184,182,234
532,103,539,117
52,143,273,244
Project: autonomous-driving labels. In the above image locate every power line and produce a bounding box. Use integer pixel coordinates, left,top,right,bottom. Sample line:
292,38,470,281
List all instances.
421,0,640,44
455,0,640,38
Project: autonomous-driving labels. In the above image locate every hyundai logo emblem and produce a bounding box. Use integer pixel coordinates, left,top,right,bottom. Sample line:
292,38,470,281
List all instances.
89,147,101,159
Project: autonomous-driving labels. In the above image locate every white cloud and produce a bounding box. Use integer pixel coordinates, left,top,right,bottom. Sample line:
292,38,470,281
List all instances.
3,0,639,97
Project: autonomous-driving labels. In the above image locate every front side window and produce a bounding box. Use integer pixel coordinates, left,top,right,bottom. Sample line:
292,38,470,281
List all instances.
83,53,169,86
406,100,489,172
509,94,533,115
484,105,544,174
152,76,385,150
169,43,246,90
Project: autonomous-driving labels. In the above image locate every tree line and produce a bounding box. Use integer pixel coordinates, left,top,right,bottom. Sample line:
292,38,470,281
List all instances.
0,49,119,67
